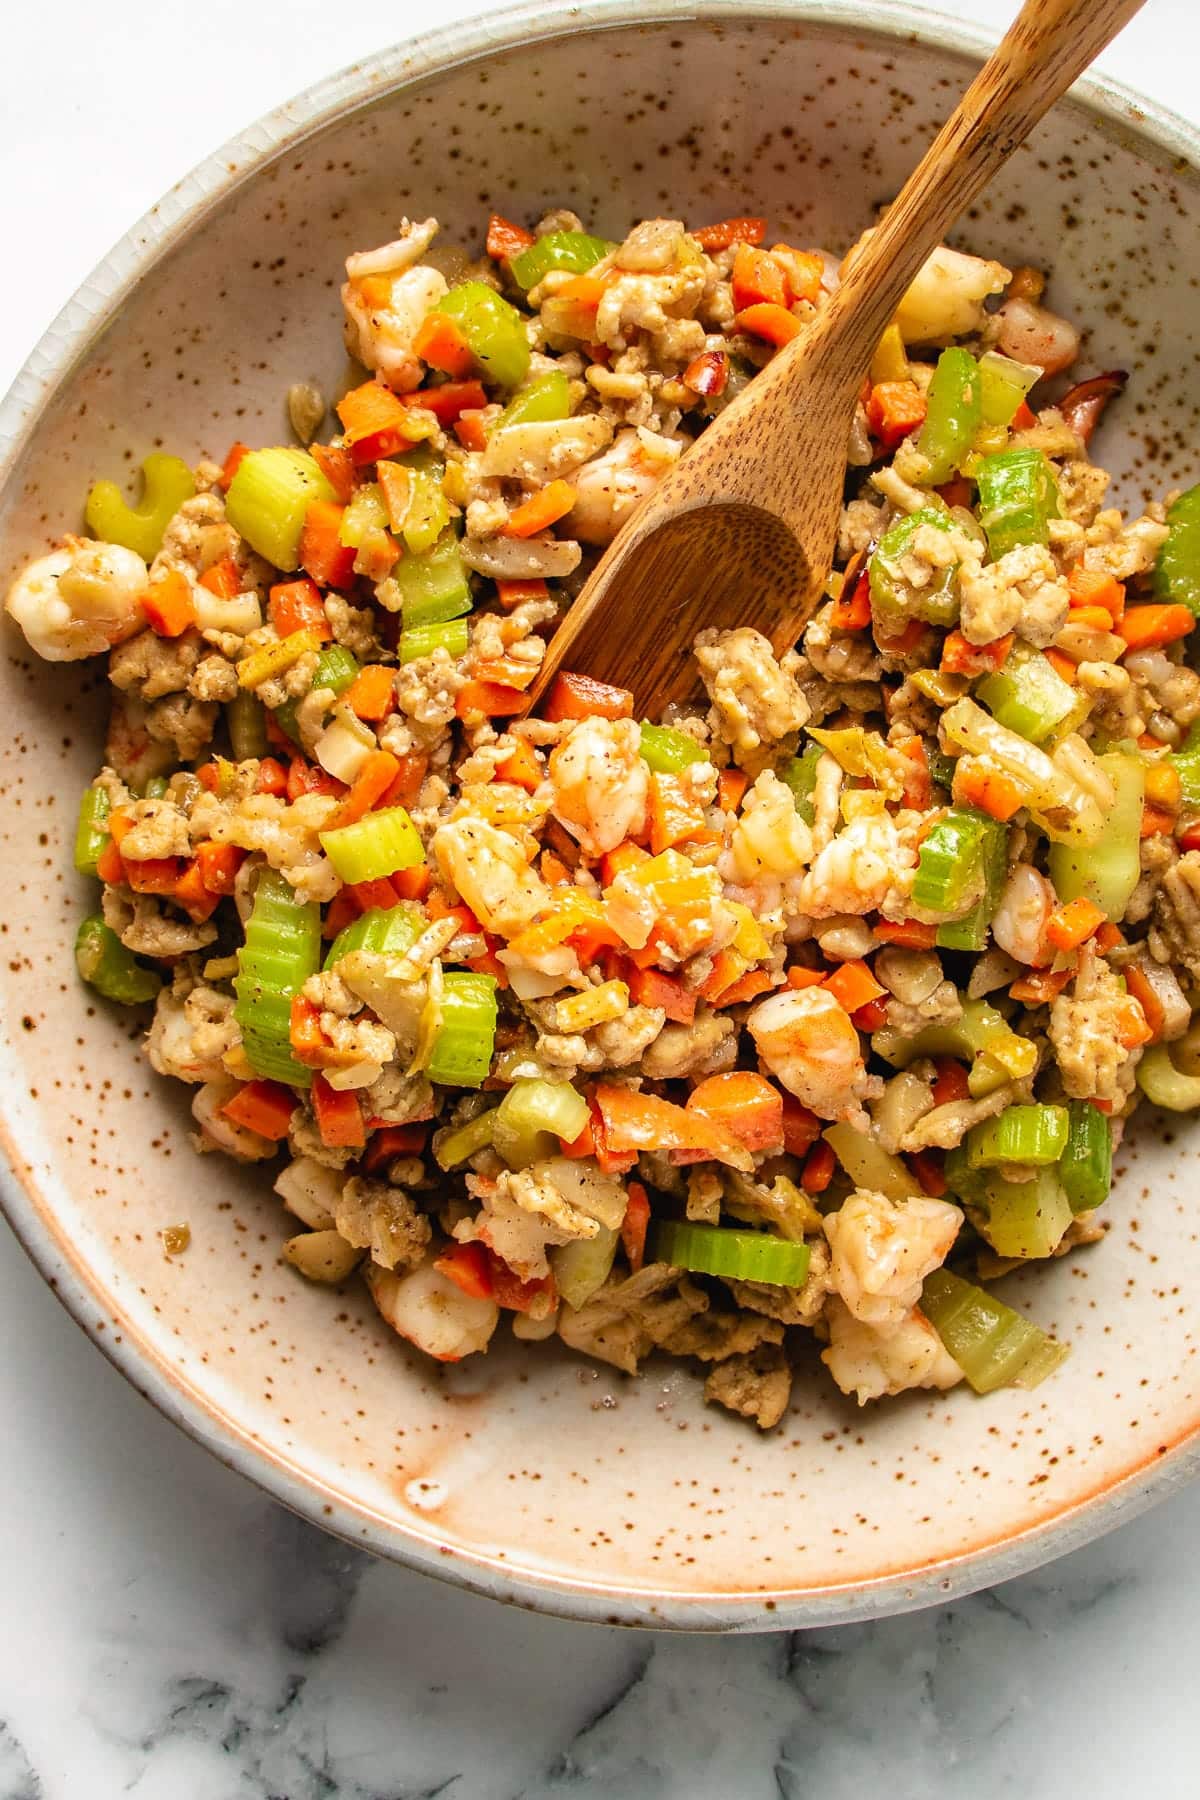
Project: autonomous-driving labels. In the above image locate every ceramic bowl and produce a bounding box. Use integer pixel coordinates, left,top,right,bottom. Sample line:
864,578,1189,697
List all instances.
3,0,1200,1632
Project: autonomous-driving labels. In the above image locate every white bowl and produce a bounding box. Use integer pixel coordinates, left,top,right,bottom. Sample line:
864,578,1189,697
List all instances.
3,0,1200,1630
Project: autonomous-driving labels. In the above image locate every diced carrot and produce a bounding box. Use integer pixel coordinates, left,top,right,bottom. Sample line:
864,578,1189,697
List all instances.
336,380,422,464
356,275,395,309
434,1241,494,1301
198,556,243,600
954,761,1024,822
1094,921,1125,952
1179,820,1200,853
648,771,710,855
682,350,729,397
1045,894,1106,952
309,442,356,504
379,751,428,810
873,918,938,949
1119,604,1196,650
594,1083,748,1168
312,1075,365,1147
560,1113,596,1161
453,409,491,453
627,963,696,1024
686,1071,784,1153
495,738,543,792
347,876,404,913
821,958,885,1015
390,863,432,902
343,664,396,722
413,311,477,379
124,857,181,895
865,380,927,450
717,767,749,813
801,1140,836,1194
711,968,774,1008
735,302,802,346
502,480,577,539
909,1149,947,1197
454,680,528,720
1068,565,1125,622
1115,995,1154,1051
620,1182,651,1274
940,629,1013,676
1009,966,1072,1005
219,442,250,491
486,213,536,259
172,860,221,922
892,734,932,810
253,757,287,798
935,478,973,509
1142,803,1177,839
286,757,344,803
95,838,126,886
930,1057,971,1106
288,995,328,1066
496,578,550,612
1072,604,1121,633
220,1079,296,1141
486,1254,557,1315
543,670,633,723
401,380,489,424
1044,647,1080,685
1123,964,1165,1044
195,841,244,896
1011,400,1038,429
600,840,650,886
831,569,872,632
300,500,358,589
321,890,359,941
325,751,401,829
731,244,787,310
781,1094,822,1158
141,569,195,638
853,997,890,1031
692,216,767,252
786,965,828,989
269,577,332,642
427,889,482,935
770,245,824,307
555,274,610,312
363,1123,428,1172
875,617,929,657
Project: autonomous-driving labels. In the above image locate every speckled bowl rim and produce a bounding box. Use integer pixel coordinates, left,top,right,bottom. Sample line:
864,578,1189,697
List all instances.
3,0,1200,1632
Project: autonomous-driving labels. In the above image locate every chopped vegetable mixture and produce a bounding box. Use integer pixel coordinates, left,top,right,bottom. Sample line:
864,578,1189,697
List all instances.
9,208,1200,1430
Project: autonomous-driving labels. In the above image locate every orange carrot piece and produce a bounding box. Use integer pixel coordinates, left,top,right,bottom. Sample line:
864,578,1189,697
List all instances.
124,856,182,895
620,1182,651,1274
195,841,244,896
309,442,356,504
1068,565,1125,621
1009,967,1072,1005
198,556,243,600
219,442,250,491
496,578,550,612
401,380,488,424
495,738,543,792
141,569,195,638
770,245,824,307
734,302,802,346
600,840,650,886
853,997,890,1031
786,965,827,989
801,1140,836,1194
686,1071,784,1153
502,480,577,539
648,771,710,855
434,1241,495,1301
821,958,886,1015
711,968,774,1008
717,767,749,813
909,1149,948,1197
1115,995,1154,1051
390,863,432,902
95,839,126,885
594,1083,748,1168
781,1094,822,1158
220,1079,296,1141
1141,803,1177,839
940,629,1013,676
453,409,491,453
300,500,357,590
1044,647,1080,685
1119,604,1196,649
172,860,221,922
1072,604,1121,632
343,665,396,722
874,918,939,950
1144,762,1182,811
1045,894,1105,952
325,750,401,829
931,1057,971,1105
1011,400,1038,429
1094,922,1125,952
362,1123,428,1172
312,1075,365,1147
865,380,927,450
954,761,1024,822
486,213,536,259
731,244,786,310
268,577,332,642
455,680,528,720
830,570,872,632
413,311,477,378
542,670,633,722
693,216,767,252
628,964,696,1024
1123,964,1166,1044
336,380,419,462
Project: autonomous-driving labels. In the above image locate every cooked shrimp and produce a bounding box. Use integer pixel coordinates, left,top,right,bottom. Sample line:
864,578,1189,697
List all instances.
994,295,1080,377
568,428,680,546
991,863,1054,965
342,264,449,394
823,1188,961,1332
365,1257,499,1362
191,1079,278,1161
344,218,439,283
821,1297,964,1403
6,540,147,661
146,986,238,1084
433,817,550,937
746,986,866,1121
797,811,915,918
548,717,649,856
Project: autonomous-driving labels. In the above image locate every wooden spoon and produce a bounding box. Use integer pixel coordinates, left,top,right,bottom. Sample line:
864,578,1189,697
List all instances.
528,0,1146,714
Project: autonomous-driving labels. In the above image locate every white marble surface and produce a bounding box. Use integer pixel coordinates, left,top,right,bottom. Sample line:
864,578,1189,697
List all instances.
4,0,1200,1793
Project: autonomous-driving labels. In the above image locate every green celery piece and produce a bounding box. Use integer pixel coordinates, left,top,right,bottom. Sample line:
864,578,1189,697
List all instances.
974,448,1060,560
427,971,499,1088
74,786,112,878
437,282,530,389
401,467,452,556
399,619,469,665
911,806,993,916
324,903,423,971
1153,484,1200,615
927,749,957,791
225,448,335,571
915,348,982,484
921,1267,1068,1394
823,1122,924,1202
496,370,571,430
652,1220,811,1287
975,644,1080,745
639,722,707,774
1170,722,1200,809
508,232,613,291
965,1103,1069,1170
552,1227,620,1310
234,870,321,1085
492,1078,590,1169
1136,1043,1200,1112
312,645,360,697
975,1167,1073,1259
338,482,388,548
873,999,1034,1095
272,697,301,744
319,808,425,884
142,776,169,799
85,454,196,562
869,508,961,630
977,351,1040,429
391,533,473,629
1059,1101,1112,1212
226,689,268,762
942,1143,986,1205
1047,749,1144,922
783,744,822,824
75,915,162,1005
936,816,1007,953
434,1107,498,1170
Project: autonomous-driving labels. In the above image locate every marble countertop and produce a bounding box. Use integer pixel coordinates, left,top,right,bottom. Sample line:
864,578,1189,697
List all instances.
3,0,1199,1792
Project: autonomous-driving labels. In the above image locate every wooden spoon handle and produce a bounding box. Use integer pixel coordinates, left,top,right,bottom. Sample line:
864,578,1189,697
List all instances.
808,0,1148,376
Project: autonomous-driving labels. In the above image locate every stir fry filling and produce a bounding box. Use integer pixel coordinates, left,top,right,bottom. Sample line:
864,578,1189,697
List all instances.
10,207,1200,1430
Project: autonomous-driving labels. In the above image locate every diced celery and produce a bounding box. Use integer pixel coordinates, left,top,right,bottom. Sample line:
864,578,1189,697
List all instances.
936,816,1007,953
324,903,424,971
921,1267,1068,1393
1047,749,1144,922
426,971,499,1088
225,447,335,571
73,785,112,878
399,619,469,665
965,1103,1069,1170
928,749,957,791
911,806,994,916
508,232,614,291
312,644,360,697
869,508,961,630
237,625,325,691
338,483,389,548
782,744,822,824
1171,722,1200,809
976,644,1082,745
496,370,571,430
234,870,321,1085
552,1227,620,1310
942,1143,986,1205
1059,1101,1112,1212
977,350,1041,428
874,999,1035,1104
85,453,197,561
387,533,473,629
974,448,1060,560
1154,483,1200,616
319,807,425,884
652,1220,811,1287
975,1167,1072,1259
1136,1043,1200,1112
434,1107,498,1169
437,282,530,388
492,1078,590,1169
142,776,169,799
638,722,707,774
915,347,981,484
75,915,161,1005
226,688,268,761
823,1122,924,1201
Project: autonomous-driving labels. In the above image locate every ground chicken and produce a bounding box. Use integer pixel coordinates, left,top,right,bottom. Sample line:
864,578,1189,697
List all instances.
119,796,192,861
803,602,883,684
639,1012,737,1080
657,1308,783,1363
693,626,809,766
1127,832,1180,926
727,1238,831,1327
391,649,465,749
1082,508,1169,580
187,653,239,703
1049,944,1145,1103
334,1178,430,1272
101,887,217,957
1056,459,1110,526
153,492,241,580
1125,649,1200,733
1149,851,1200,983
958,543,1069,647
144,692,218,761
883,981,963,1037
325,595,381,661
109,628,202,701
207,792,340,906
703,1343,792,1430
